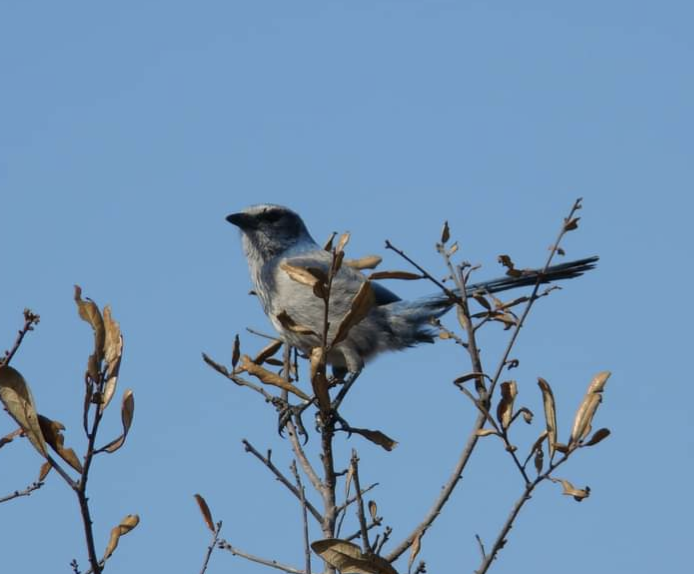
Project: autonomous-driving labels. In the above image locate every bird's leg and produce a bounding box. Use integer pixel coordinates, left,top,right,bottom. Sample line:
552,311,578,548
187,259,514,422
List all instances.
276,397,313,441
331,369,362,413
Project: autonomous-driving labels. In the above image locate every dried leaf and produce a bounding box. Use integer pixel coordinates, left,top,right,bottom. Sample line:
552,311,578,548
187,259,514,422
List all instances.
332,281,376,346
350,427,398,451
103,514,140,560
276,310,319,337
238,355,310,401
38,415,83,473
570,371,611,445
448,241,459,256
472,293,492,311
253,339,283,365
552,478,590,502
344,464,354,498
528,430,548,460
408,533,422,574
453,372,486,385
194,494,215,532
323,232,337,251
498,255,522,278
534,447,544,474
518,407,534,424
232,334,241,368
369,271,423,281
74,286,105,379
368,500,378,521
38,461,52,481
496,381,517,430
557,247,566,256
475,428,499,437
103,390,135,453
438,331,451,340
310,347,331,414
101,306,123,411
311,539,399,574
0,366,47,457
537,378,558,458
441,221,450,244
346,255,382,270
336,232,351,254
564,217,580,232
506,359,519,370
584,427,611,447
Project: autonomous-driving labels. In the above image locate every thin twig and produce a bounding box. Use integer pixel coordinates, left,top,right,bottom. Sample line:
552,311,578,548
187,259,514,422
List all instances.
0,480,44,504
1,309,40,367
218,540,305,574
475,534,487,560
291,461,313,574
241,439,322,523
199,521,222,574
344,519,383,543
202,352,278,403
336,482,379,515
350,450,372,553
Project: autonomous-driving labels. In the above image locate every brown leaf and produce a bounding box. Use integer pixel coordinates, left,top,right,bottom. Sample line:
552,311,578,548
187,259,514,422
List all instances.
475,428,499,437
472,293,492,311
552,478,590,502
38,461,52,481
448,241,459,256
102,307,123,409
336,232,351,254
253,339,283,365
369,271,424,281
498,255,522,278
310,347,331,415
238,355,311,401
518,407,534,424
276,310,319,337
496,381,517,430
564,217,580,231
408,532,422,574
103,389,135,453
74,285,105,379
350,427,398,451
194,494,215,532
534,448,544,474
570,371,611,445
344,464,354,498
311,539,399,574
368,500,378,521
0,366,47,457
537,378,558,458
528,429,548,461
232,334,241,368
453,372,486,385
441,221,450,244
346,255,383,270
323,232,337,251
584,427,611,447
38,415,83,473
103,514,140,560
332,281,376,346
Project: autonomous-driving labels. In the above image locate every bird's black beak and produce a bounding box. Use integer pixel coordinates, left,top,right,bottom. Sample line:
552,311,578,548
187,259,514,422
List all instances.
226,212,257,230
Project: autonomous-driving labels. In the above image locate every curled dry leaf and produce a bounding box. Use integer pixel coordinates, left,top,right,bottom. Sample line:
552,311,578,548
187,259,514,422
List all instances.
38,461,52,481
518,407,534,424
564,217,580,232
441,221,450,244
552,478,590,502
332,281,376,346
253,339,283,365
570,371,611,445
537,378,558,459
280,262,328,299
344,464,354,498
103,390,135,453
101,306,123,412
346,255,383,270
310,347,331,414
498,255,522,278
369,271,423,281
0,366,47,457
74,285,105,379
472,293,492,311
232,334,241,368
238,355,310,401
194,493,215,532
38,415,83,473
453,372,487,386
368,500,378,521
103,514,140,560
534,447,544,474
408,532,422,574
475,428,499,438
496,381,517,430
584,427,611,447
311,538,399,574
350,427,398,452
336,232,351,254
276,310,318,337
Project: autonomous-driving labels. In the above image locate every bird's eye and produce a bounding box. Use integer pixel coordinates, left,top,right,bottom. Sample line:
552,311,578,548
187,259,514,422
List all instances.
260,210,284,224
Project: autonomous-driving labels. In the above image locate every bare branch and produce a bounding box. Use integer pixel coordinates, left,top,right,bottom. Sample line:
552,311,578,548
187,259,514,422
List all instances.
199,521,222,574
291,461,313,574
1,309,40,367
218,540,305,574
0,480,43,504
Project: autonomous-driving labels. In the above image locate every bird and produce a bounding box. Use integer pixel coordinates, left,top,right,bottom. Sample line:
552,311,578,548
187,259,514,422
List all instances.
226,204,598,380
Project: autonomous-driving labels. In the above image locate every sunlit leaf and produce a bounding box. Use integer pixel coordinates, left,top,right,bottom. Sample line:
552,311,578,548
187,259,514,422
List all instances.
323,232,337,251
310,347,331,415
496,381,517,430
74,285,105,379
38,461,52,481
552,478,590,502
537,378,558,458
475,428,499,437
38,415,83,473
253,339,283,365
584,427,611,447
238,355,310,401
408,533,422,574
369,271,423,281
276,310,319,337
368,500,378,521
350,427,398,451
103,390,135,453
0,366,47,457
194,494,215,532
311,539,399,574
332,281,376,346
103,514,140,560
336,232,351,254
570,371,611,445
346,256,382,270
441,221,450,244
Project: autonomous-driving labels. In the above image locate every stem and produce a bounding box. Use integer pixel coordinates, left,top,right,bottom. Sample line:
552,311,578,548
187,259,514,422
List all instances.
199,521,222,574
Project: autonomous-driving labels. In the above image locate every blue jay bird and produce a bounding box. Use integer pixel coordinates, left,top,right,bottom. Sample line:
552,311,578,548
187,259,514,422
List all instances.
227,204,598,379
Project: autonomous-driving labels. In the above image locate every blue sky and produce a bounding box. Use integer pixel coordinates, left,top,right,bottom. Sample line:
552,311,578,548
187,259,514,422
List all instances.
1,2,692,573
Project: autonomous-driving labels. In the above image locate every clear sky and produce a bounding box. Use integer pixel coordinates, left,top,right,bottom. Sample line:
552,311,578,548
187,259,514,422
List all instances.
1,2,692,573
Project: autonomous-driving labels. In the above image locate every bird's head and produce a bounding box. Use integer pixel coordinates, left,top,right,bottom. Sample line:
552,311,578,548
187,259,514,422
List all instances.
226,204,315,265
